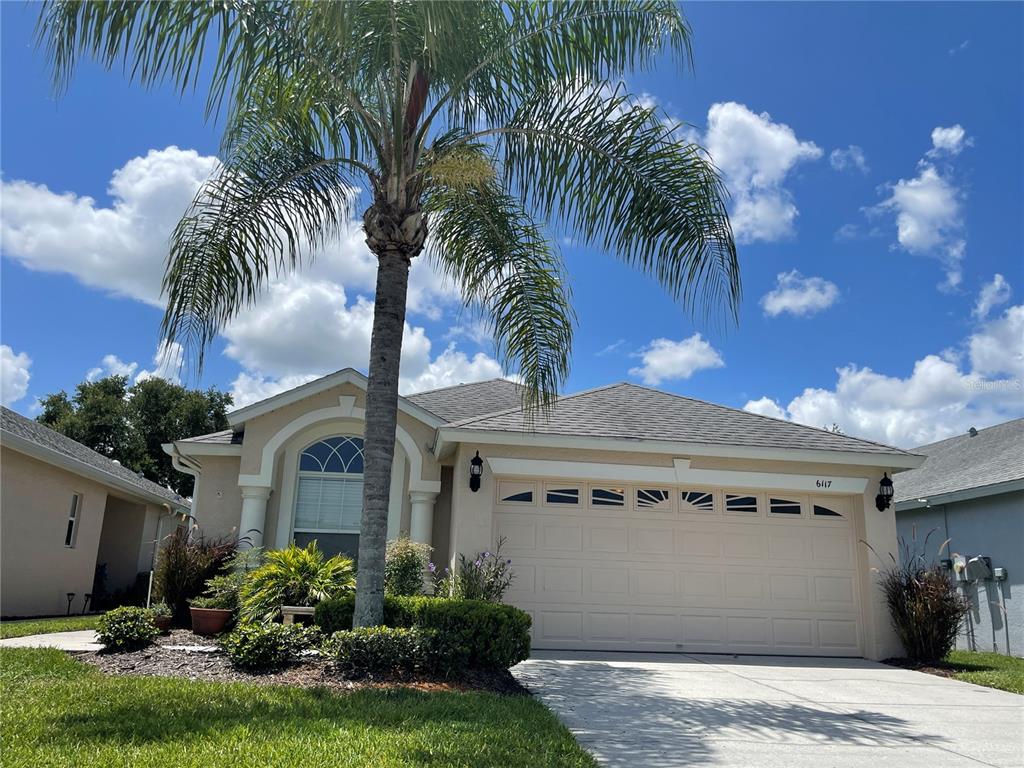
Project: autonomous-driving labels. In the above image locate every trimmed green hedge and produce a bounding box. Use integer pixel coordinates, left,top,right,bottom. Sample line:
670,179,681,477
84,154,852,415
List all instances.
314,595,531,670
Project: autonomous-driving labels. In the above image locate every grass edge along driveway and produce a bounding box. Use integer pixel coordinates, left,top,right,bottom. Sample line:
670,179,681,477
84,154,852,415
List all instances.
0,615,102,639
0,648,597,768
943,650,1024,695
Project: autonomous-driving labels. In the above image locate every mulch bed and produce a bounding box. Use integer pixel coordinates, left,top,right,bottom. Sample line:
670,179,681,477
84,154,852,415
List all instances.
76,630,528,695
882,657,962,680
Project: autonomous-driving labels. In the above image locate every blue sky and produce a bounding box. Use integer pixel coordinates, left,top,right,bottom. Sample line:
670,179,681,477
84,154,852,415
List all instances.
2,2,1022,448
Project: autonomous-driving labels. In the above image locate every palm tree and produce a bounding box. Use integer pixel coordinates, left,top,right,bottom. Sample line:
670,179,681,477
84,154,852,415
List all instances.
39,0,739,627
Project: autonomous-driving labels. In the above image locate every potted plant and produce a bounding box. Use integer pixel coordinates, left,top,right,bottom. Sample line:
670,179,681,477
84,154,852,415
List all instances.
148,601,173,633
189,595,234,636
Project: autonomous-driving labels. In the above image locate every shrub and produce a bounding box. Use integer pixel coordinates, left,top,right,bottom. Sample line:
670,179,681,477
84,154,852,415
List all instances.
192,548,262,614
314,594,531,670
148,602,171,620
325,626,429,675
239,541,355,622
153,527,238,624
96,606,159,652
384,538,431,596
874,534,969,663
433,538,514,602
220,622,321,672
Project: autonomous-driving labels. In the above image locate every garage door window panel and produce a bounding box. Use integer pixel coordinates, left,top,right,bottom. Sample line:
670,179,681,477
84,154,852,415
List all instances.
768,496,805,518
498,480,536,505
725,493,761,516
811,496,850,522
636,488,673,512
590,486,626,507
545,485,580,506
680,490,716,515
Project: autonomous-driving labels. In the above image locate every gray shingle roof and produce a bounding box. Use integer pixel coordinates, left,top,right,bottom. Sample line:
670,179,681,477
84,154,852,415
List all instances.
894,418,1024,503
178,429,241,445
1,406,186,507
446,382,916,457
406,378,524,424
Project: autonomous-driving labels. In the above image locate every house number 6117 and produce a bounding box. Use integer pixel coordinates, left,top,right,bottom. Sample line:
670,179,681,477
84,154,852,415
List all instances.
815,479,833,488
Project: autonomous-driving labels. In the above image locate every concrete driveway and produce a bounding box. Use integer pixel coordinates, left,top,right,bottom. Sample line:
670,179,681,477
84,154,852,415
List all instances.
513,651,1023,768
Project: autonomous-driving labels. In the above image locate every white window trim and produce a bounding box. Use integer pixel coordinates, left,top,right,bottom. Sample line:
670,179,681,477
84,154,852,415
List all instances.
64,493,82,548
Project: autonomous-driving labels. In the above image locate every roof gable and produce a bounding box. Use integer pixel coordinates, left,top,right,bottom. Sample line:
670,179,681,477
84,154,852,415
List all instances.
446,382,916,458
226,368,445,428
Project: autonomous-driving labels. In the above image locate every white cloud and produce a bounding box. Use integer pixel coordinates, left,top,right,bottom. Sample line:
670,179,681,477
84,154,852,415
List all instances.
743,304,1024,447
85,341,184,385
220,273,504,406
0,146,455,317
743,396,787,421
760,271,840,318
2,147,488,409
1,346,32,407
693,102,822,243
87,354,139,382
877,163,965,289
829,145,869,174
968,304,1024,380
596,339,627,357
928,124,972,157
972,274,1012,320
629,334,725,385
948,39,970,56
399,345,504,395
1,147,219,305
136,341,185,384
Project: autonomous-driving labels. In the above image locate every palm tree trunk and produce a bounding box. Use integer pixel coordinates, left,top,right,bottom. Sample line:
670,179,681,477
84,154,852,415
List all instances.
352,245,412,627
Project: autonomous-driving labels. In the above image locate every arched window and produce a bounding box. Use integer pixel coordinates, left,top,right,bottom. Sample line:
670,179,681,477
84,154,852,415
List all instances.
294,437,364,541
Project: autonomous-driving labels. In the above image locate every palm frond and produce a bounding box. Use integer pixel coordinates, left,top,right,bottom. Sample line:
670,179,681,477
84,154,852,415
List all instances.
161,121,357,371
424,169,574,410
479,79,740,323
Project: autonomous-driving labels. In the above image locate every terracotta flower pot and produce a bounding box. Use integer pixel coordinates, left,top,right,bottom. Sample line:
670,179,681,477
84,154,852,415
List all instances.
190,607,233,636
153,615,173,634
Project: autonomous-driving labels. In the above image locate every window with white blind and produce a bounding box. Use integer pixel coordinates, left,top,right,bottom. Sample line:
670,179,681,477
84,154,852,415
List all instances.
293,437,364,535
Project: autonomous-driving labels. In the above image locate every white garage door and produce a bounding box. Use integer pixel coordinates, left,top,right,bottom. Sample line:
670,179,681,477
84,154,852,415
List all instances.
494,477,863,656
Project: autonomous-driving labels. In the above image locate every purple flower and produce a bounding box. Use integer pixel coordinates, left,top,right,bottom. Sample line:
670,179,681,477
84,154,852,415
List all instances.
484,552,491,558
428,562,437,573
506,559,512,564
474,559,482,567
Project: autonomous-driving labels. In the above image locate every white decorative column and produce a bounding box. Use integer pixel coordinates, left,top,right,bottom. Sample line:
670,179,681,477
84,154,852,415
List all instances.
409,490,438,546
239,486,271,549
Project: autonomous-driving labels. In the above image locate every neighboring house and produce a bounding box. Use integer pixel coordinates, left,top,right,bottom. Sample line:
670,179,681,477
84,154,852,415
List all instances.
895,418,1024,657
1,406,190,618
166,368,924,660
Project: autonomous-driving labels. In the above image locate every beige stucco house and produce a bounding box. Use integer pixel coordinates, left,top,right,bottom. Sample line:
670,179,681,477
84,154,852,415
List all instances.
165,369,924,660
1,407,190,618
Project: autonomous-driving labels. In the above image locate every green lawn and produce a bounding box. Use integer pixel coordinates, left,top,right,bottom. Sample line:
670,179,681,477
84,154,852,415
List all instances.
0,614,102,639
944,650,1024,695
0,648,596,768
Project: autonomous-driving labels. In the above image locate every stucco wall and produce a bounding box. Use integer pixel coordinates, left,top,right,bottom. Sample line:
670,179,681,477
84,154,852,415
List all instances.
897,490,1023,657
446,442,902,660
191,454,244,541
1,448,109,617
95,496,147,594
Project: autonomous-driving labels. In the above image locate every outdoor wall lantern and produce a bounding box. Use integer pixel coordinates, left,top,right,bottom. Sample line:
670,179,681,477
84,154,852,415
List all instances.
469,451,484,492
875,473,894,511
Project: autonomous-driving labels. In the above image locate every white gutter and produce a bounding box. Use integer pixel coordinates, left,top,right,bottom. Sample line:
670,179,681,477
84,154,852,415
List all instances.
3,430,188,512
895,478,1024,511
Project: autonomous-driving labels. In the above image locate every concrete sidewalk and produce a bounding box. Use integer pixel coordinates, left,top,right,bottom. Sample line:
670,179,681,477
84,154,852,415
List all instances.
0,630,101,652
514,651,1024,768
